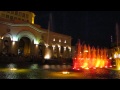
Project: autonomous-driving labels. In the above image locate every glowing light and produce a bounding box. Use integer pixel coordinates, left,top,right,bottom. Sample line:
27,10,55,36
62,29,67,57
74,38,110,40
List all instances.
43,65,50,69
7,63,17,71
44,46,51,59
12,41,15,45
64,47,66,51
44,54,51,59
85,67,89,70
59,39,61,42
1,37,3,39
118,54,120,58
105,66,108,68
58,44,60,48
52,45,55,51
84,50,88,52
53,38,55,41
62,71,70,74
118,67,120,70
114,53,118,59
32,17,34,24
34,40,39,44
68,46,71,52
45,43,49,48
64,40,66,43
36,44,38,47
58,44,61,52
13,36,18,41
10,68,17,71
115,58,120,70
109,66,112,68
109,57,112,59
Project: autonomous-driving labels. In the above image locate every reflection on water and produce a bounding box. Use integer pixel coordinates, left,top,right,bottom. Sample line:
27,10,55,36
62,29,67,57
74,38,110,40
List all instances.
43,65,50,69
5,63,18,79
5,71,19,79
30,64,39,70
0,63,120,79
7,63,17,69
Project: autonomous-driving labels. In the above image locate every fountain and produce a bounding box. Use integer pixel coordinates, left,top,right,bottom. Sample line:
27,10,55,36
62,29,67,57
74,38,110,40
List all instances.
73,40,112,70
113,48,120,70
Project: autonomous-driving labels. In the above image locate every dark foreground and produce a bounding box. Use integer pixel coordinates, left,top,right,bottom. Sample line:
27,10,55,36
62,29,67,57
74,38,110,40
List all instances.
0,62,119,79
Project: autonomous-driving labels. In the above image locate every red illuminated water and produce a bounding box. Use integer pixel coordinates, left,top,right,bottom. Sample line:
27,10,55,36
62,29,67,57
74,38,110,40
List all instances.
73,40,112,70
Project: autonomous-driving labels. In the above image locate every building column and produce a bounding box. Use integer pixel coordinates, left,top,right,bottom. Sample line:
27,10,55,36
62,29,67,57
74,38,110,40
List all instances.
52,45,55,58
30,41,39,56
68,46,71,58
58,45,61,57
10,41,19,55
63,46,66,58
0,39,3,52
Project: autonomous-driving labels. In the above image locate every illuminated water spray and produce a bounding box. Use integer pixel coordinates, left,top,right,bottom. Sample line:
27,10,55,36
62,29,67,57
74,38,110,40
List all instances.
44,46,52,59
73,40,112,70
44,13,53,60
113,49,120,70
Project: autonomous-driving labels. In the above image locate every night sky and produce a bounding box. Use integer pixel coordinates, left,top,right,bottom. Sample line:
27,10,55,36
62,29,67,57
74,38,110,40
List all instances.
32,11,120,48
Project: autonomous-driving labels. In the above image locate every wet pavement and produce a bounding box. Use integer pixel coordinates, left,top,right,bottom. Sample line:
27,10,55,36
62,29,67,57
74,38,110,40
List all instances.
0,63,119,79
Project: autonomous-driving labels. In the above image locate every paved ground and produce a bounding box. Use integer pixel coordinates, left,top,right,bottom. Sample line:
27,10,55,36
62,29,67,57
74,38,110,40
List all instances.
0,63,119,79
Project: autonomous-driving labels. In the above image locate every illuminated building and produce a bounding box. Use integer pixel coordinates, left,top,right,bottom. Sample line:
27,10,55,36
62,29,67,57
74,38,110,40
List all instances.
0,11,72,59
0,11,35,24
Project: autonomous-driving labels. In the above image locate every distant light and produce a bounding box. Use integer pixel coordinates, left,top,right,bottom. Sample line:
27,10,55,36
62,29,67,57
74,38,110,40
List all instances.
118,67,120,70
84,50,88,52
109,66,112,67
62,71,70,74
53,38,55,41
58,44,60,48
118,54,120,58
34,40,39,44
114,53,117,59
64,47,66,51
12,41,15,45
105,66,108,68
1,37,3,39
109,57,112,59
13,36,18,41
59,39,61,42
10,68,17,71
44,54,51,59
45,43,49,48
64,40,66,43
85,67,89,70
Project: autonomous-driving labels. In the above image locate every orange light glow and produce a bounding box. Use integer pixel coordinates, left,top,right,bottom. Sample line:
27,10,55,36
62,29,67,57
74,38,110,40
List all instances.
62,71,70,74
73,40,112,70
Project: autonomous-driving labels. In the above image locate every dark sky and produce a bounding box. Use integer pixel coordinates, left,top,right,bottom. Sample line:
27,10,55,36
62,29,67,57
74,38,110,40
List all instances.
32,11,120,48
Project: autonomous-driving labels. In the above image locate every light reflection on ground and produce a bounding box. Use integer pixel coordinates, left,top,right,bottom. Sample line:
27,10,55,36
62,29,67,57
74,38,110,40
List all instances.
0,63,119,79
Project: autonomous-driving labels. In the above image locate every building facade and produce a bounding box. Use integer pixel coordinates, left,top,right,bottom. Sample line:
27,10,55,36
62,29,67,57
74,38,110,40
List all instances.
0,11,72,59
0,11,35,24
